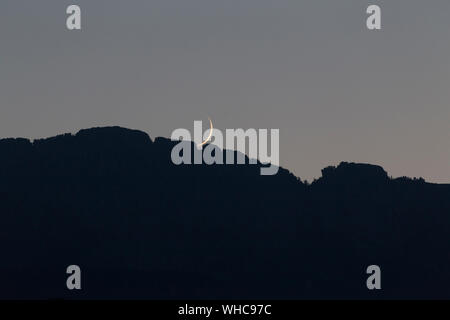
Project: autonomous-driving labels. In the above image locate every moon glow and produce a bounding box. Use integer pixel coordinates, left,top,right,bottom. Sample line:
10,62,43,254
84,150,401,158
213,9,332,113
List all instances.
198,118,213,147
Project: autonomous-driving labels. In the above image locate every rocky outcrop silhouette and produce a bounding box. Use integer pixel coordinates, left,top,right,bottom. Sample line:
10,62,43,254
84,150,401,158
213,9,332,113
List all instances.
0,126,449,299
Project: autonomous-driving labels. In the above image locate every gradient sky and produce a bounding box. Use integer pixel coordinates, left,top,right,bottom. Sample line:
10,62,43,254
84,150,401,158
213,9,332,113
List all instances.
1,0,449,182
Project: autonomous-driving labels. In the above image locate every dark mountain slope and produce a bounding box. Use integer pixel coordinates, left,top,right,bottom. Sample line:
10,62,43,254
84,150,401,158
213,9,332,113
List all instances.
0,126,449,299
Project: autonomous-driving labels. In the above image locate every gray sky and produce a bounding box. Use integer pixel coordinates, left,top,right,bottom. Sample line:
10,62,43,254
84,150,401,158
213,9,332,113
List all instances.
1,0,449,182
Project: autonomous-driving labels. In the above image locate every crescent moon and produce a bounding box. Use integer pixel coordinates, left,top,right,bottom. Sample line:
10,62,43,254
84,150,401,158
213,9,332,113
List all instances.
198,117,213,147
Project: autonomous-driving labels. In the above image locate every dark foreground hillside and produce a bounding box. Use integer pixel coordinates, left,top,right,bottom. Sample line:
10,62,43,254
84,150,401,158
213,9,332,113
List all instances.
0,127,449,299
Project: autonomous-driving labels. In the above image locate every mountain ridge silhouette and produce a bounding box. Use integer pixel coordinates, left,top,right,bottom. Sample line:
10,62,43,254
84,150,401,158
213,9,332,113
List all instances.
0,126,449,299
